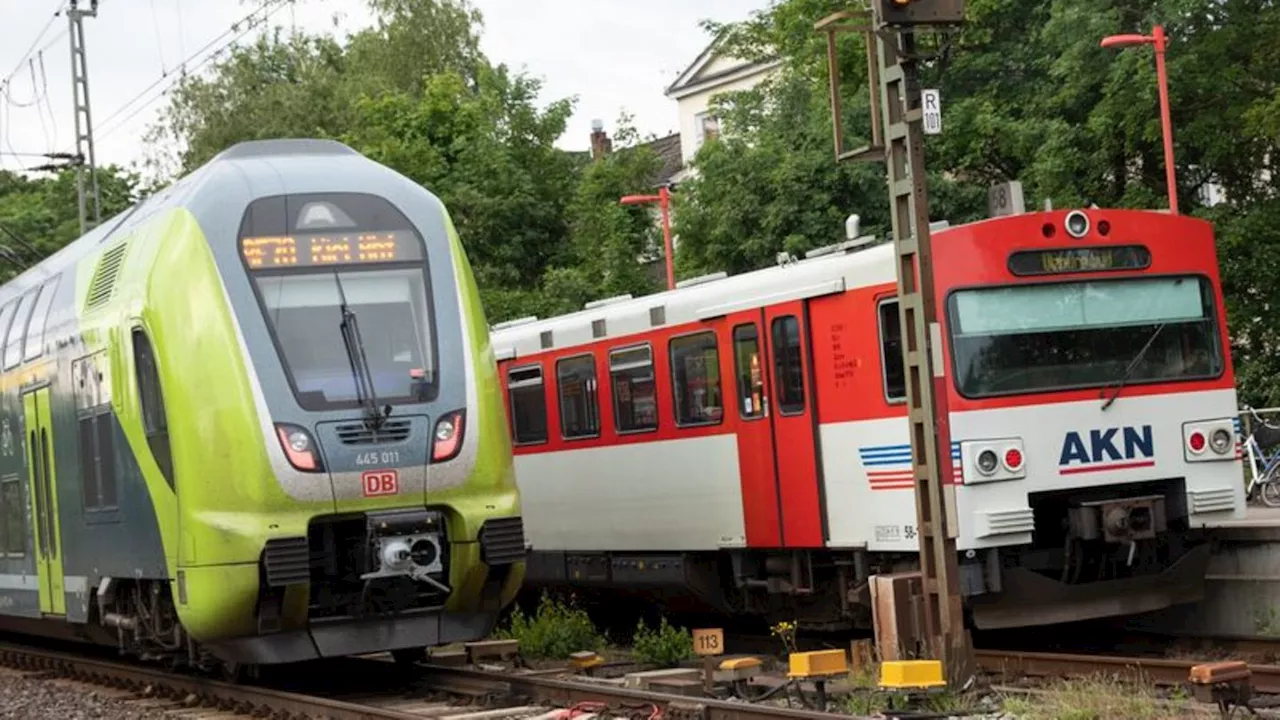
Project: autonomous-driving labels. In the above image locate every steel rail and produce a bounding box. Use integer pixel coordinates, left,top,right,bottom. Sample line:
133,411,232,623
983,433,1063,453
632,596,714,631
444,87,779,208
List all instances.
0,640,430,720
416,664,869,720
975,649,1280,694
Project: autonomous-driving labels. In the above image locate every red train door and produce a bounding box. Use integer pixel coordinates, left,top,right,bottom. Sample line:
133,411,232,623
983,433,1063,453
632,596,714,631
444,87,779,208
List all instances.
763,301,825,547
722,311,782,547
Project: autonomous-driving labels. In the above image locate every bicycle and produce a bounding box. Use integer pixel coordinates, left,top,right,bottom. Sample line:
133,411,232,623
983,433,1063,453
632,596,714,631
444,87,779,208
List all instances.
1242,405,1280,507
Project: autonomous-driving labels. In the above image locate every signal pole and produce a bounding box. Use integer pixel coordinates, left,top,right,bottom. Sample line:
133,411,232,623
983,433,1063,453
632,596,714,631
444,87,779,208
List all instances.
817,0,971,683
68,0,101,236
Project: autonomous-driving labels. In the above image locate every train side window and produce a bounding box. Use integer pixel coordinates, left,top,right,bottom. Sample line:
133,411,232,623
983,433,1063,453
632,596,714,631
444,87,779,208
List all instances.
0,302,18,365
610,344,657,433
771,316,806,415
23,276,60,362
732,324,765,419
132,329,174,487
878,299,907,402
0,477,21,555
670,332,723,427
4,288,40,370
557,355,599,440
75,352,117,511
507,365,548,444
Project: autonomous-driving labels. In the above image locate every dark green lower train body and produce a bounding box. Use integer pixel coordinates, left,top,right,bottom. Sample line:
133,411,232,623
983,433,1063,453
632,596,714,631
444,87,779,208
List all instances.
0,139,524,668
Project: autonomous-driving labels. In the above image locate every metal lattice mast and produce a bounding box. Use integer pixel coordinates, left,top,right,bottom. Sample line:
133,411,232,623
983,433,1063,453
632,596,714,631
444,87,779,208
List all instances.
68,0,101,236
817,0,971,683
876,27,970,680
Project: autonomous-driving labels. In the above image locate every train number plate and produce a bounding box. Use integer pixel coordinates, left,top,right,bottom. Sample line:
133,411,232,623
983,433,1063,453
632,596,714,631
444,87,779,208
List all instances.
361,469,399,497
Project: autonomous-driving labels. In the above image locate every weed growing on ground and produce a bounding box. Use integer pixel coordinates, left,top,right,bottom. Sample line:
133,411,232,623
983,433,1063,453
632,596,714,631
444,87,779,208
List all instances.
999,675,1190,719
632,616,694,667
492,593,604,659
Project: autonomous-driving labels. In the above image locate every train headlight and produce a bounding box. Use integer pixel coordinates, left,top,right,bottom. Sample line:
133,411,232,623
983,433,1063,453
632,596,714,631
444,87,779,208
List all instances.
977,449,999,475
1065,210,1090,238
274,423,324,472
1210,428,1232,454
287,431,311,453
432,410,466,463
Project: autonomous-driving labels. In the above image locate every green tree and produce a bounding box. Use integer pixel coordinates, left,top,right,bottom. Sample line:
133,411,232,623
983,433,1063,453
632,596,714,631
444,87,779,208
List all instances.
0,167,139,282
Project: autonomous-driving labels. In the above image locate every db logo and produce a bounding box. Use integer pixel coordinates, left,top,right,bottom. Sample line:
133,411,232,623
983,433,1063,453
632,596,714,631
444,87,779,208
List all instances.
361,469,399,497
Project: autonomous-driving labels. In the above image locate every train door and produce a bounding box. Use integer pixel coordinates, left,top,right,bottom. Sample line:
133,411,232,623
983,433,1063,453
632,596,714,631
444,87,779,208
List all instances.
762,302,824,548
723,311,781,547
22,387,64,615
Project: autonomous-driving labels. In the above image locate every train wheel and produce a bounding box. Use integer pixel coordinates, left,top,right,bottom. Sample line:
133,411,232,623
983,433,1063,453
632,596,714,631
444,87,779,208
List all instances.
391,647,427,667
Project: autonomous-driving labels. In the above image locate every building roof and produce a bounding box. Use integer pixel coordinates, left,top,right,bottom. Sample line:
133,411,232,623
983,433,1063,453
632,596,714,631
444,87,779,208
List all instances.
665,34,781,101
641,133,684,188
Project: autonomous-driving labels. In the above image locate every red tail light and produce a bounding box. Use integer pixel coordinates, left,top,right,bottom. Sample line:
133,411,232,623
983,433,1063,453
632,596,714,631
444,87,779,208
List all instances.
1003,447,1024,471
275,423,323,472
432,410,465,463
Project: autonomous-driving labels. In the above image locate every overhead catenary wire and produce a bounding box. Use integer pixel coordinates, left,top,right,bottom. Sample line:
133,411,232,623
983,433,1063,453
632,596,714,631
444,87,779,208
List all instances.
92,0,292,144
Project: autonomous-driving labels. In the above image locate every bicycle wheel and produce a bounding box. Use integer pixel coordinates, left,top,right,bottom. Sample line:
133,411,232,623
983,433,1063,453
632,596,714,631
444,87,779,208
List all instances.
1262,478,1280,507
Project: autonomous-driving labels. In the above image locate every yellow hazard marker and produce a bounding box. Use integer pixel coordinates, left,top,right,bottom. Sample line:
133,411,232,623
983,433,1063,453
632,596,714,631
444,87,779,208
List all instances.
718,656,762,681
569,650,604,671
878,660,946,690
786,649,849,679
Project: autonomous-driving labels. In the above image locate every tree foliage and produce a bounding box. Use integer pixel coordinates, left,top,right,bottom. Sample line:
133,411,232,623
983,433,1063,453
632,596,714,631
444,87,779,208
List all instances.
0,168,139,282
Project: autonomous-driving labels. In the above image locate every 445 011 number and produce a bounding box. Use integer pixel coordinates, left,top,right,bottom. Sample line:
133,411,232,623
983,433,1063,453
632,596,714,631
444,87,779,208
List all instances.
356,451,400,466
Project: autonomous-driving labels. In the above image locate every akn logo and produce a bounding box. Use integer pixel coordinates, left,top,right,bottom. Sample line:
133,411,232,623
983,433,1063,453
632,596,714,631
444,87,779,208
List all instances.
1058,425,1155,475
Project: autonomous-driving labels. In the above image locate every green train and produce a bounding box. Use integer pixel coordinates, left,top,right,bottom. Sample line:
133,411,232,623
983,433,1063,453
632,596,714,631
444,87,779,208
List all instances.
0,139,525,672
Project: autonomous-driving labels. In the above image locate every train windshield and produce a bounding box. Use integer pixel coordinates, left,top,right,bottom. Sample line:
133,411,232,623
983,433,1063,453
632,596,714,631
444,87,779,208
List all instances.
947,275,1222,398
239,193,435,411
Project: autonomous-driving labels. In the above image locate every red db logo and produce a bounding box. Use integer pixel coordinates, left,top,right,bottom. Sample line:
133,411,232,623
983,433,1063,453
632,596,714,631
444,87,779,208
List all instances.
362,469,399,497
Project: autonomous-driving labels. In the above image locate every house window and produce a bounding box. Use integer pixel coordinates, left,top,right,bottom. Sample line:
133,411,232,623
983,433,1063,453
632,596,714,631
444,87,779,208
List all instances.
695,112,721,148
610,345,657,433
507,366,547,445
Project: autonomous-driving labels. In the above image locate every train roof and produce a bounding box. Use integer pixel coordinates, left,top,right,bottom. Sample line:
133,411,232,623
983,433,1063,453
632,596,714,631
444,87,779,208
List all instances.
0,139,429,304
491,233,915,361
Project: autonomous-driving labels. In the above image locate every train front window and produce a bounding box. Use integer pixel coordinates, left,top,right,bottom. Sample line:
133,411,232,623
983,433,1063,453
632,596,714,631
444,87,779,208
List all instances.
238,193,435,411
253,268,433,410
947,275,1222,398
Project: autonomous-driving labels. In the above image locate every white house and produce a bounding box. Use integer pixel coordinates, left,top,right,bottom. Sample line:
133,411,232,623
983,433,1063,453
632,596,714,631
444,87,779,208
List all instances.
664,36,781,179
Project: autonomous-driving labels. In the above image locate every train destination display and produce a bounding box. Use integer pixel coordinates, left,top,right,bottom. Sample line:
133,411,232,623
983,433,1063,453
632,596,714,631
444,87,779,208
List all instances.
240,230,424,269
1008,245,1151,276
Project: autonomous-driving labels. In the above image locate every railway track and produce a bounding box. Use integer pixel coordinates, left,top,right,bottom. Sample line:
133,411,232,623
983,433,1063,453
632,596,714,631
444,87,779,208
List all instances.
0,639,865,720
975,648,1280,694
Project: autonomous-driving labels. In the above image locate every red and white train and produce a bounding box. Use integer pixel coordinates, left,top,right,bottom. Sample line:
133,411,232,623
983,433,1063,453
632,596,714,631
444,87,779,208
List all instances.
491,208,1246,630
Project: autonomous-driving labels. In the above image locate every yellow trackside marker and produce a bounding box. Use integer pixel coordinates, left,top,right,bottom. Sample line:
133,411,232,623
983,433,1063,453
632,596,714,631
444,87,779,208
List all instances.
786,649,848,679
879,660,946,689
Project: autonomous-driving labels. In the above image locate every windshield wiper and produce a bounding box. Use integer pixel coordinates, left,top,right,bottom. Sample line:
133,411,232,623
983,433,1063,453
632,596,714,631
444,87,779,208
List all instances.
1100,323,1166,411
334,272,390,430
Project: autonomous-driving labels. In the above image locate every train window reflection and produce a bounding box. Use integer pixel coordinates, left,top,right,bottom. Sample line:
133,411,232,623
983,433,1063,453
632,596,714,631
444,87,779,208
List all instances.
557,355,599,440
508,365,547,444
733,324,765,419
610,345,657,433
878,299,906,403
253,268,433,411
771,316,806,415
670,332,723,427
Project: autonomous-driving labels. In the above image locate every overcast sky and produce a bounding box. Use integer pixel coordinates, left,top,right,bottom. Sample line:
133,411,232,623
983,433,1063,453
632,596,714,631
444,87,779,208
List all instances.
0,0,767,174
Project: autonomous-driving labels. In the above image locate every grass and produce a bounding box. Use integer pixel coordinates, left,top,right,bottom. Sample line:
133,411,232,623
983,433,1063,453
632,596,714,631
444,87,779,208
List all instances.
998,676,1196,719
491,592,606,659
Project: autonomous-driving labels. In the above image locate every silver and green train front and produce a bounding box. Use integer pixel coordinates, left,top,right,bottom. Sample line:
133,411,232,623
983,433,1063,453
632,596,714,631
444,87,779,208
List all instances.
188,141,523,663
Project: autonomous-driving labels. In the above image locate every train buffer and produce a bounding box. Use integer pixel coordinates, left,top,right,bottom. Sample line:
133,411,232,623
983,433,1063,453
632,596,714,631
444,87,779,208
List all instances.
1189,661,1251,718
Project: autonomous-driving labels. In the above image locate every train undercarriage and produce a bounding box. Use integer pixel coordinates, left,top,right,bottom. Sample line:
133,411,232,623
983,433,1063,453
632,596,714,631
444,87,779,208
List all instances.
524,478,1215,631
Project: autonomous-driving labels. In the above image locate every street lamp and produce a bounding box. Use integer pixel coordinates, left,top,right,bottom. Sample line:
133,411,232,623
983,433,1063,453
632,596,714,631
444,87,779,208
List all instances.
620,186,675,290
1100,25,1178,215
